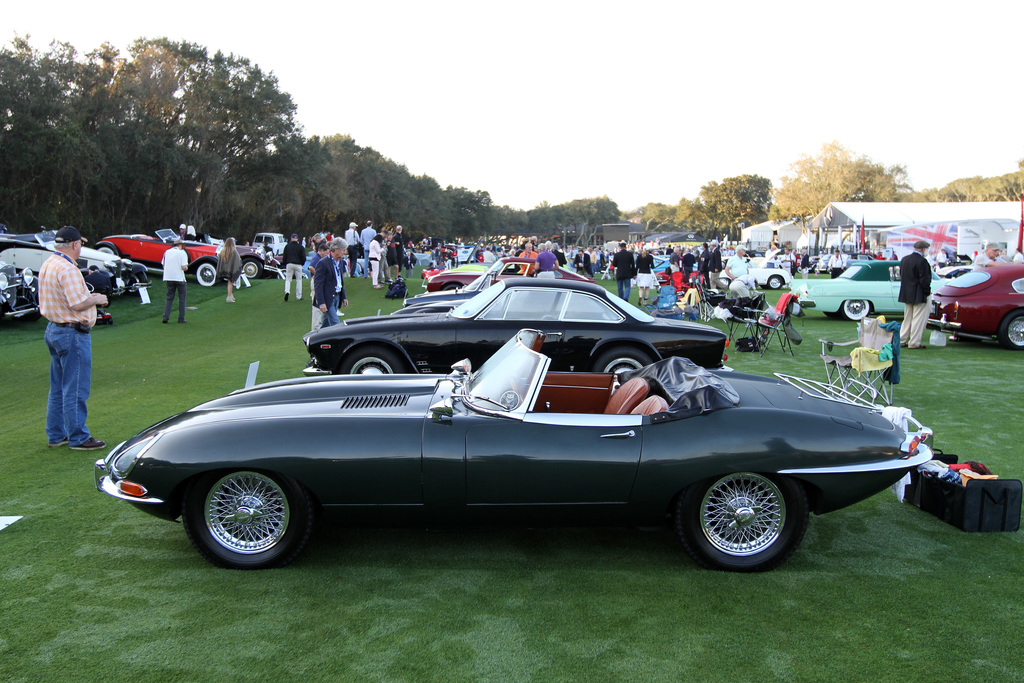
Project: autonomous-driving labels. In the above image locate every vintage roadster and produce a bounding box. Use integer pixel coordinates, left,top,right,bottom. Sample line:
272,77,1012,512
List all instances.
0,260,39,320
95,228,281,284
96,329,933,572
0,232,149,298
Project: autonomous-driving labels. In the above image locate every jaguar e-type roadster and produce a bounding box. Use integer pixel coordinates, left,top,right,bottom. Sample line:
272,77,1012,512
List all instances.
96,329,933,572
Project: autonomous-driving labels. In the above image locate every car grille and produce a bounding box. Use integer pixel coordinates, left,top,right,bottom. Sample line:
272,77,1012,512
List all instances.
340,394,410,410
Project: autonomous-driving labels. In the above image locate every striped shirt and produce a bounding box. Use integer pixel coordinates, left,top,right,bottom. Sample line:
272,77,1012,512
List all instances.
39,252,96,326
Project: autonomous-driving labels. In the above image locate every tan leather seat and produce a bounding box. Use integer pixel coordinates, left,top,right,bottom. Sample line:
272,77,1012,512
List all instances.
604,377,650,415
631,395,669,416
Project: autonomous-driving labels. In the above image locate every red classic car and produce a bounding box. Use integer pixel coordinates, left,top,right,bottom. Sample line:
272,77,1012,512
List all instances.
928,264,1024,349
425,256,592,292
96,229,281,286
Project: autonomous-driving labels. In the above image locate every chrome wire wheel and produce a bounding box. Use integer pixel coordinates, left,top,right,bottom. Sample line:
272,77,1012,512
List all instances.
699,473,785,556
204,471,290,554
1006,315,1024,348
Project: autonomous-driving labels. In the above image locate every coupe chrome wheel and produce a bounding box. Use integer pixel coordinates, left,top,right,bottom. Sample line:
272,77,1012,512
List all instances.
699,473,784,556
997,311,1024,350
341,346,406,375
593,347,653,374
205,472,289,553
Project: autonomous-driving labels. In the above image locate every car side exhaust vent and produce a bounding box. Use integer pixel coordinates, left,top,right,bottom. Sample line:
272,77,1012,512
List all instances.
340,394,410,410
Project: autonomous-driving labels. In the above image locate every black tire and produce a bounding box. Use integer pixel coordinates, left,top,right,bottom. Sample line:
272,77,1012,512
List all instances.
195,262,218,287
339,345,407,375
96,243,119,257
592,347,654,374
674,472,808,572
182,470,314,569
241,258,263,279
442,282,461,291
766,274,785,290
841,299,870,321
996,310,1024,350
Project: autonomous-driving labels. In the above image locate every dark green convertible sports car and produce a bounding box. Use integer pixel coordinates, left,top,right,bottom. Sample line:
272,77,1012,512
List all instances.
96,330,933,572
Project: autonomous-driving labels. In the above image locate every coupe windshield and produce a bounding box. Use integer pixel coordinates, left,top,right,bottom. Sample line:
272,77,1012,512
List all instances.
465,330,547,413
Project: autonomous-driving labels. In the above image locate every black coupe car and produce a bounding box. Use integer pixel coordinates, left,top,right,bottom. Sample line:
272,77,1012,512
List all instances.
304,278,728,375
96,329,934,572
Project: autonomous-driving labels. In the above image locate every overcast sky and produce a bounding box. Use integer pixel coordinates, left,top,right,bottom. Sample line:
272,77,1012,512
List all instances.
7,1,1024,211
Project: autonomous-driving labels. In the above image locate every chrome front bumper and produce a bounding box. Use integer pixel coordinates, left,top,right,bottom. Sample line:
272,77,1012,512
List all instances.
94,459,164,504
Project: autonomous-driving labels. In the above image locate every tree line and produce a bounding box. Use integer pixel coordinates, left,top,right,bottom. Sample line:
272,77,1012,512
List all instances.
3,37,1021,247
0,37,621,245
638,142,1024,241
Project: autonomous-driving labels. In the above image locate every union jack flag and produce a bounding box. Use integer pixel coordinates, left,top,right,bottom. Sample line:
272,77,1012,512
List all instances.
885,223,958,258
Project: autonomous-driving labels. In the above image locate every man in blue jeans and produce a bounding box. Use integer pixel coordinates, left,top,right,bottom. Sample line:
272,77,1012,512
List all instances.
38,226,109,450
611,242,636,303
315,238,349,327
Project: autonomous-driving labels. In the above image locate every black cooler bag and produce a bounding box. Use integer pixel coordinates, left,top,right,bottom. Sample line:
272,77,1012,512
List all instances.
906,452,1021,532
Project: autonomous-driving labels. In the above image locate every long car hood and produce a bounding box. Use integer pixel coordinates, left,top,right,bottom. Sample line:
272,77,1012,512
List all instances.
150,374,445,434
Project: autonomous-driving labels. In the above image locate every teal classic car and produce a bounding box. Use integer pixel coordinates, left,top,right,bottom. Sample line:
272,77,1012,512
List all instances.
791,260,941,321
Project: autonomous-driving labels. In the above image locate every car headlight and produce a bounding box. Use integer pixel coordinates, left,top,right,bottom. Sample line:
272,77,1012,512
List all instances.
0,273,8,289
122,258,133,266
109,433,162,478
21,268,33,285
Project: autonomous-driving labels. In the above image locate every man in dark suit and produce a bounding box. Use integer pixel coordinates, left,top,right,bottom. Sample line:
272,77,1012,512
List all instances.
611,242,636,302
707,240,724,290
898,239,932,349
315,238,349,328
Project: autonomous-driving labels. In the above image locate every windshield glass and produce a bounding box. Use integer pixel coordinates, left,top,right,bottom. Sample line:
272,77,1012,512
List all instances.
946,271,992,288
837,265,865,279
36,231,56,246
466,329,547,413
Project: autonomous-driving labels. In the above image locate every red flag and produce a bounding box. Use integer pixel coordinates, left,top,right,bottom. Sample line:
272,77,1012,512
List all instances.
1018,196,1023,253
861,215,866,252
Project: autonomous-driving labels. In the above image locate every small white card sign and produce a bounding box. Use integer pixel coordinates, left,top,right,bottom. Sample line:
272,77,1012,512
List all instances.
0,516,23,531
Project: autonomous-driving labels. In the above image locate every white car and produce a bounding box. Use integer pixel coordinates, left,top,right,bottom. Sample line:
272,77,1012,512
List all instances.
253,232,287,256
722,257,792,290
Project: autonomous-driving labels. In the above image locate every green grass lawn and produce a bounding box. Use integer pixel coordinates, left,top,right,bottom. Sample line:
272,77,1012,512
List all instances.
1,271,1022,682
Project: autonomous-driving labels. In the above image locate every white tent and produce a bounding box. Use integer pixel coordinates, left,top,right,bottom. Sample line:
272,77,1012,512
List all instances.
742,220,802,249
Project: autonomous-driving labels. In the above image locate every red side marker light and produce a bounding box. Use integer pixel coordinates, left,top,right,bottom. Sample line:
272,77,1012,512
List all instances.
118,481,148,498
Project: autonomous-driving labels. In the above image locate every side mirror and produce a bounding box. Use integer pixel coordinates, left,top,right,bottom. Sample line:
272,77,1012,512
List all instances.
429,398,453,422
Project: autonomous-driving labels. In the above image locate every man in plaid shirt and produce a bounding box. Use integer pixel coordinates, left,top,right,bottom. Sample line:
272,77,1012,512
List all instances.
39,226,109,450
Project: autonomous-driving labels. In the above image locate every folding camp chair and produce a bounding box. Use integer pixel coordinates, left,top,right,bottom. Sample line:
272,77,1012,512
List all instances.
820,316,900,405
695,279,724,322
755,292,800,357
718,294,766,342
644,284,683,319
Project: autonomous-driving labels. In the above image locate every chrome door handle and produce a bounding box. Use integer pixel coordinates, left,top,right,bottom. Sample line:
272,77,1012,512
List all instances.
600,430,636,439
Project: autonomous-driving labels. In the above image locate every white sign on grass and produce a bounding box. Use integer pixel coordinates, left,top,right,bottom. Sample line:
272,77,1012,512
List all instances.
0,516,23,531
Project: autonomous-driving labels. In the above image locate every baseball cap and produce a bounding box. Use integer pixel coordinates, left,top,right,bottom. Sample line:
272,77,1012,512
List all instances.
349,222,357,228
54,226,83,244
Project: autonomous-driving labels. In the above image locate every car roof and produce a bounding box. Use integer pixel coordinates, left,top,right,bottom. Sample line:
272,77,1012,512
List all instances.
491,276,608,295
